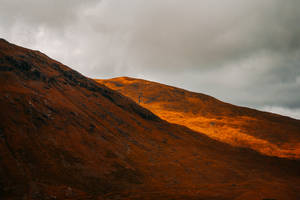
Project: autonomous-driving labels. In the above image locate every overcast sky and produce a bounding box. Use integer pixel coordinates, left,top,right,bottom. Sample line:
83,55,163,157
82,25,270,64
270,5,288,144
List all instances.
1,0,300,119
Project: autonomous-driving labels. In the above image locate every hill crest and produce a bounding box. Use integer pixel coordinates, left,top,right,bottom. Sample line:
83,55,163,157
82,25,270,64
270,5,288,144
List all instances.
1,39,300,199
97,77,300,159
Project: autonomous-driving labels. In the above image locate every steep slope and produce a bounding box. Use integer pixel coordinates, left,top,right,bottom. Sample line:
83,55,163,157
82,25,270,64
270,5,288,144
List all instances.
97,77,300,159
1,39,300,200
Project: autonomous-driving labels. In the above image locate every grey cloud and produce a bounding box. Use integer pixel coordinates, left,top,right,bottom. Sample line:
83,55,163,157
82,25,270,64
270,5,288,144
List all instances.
123,0,300,70
0,0,299,118
0,0,100,28
262,106,300,120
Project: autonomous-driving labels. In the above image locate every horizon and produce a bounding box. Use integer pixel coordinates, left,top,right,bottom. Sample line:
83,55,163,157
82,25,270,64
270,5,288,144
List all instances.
1,22,300,199
1,0,299,119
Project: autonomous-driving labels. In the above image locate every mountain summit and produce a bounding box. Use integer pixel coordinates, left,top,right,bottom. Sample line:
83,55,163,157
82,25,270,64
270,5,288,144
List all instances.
1,39,300,199
97,77,300,159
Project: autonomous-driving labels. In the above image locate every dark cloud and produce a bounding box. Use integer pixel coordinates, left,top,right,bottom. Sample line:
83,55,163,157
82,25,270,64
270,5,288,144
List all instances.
0,0,100,28
0,0,299,118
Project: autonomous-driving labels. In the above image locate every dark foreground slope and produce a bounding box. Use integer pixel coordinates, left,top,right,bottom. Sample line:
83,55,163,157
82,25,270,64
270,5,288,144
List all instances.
97,77,300,159
0,39,300,200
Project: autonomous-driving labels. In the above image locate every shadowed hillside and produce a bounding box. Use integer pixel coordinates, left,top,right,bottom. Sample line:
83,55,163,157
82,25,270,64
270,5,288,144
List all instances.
97,77,300,159
1,39,300,200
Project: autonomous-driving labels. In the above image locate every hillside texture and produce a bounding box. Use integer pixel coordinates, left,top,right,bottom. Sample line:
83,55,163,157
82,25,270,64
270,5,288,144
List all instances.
0,39,300,199
97,77,300,159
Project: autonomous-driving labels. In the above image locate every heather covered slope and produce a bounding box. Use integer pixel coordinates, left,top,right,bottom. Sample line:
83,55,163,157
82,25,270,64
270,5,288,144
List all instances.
0,39,300,200
97,77,300,159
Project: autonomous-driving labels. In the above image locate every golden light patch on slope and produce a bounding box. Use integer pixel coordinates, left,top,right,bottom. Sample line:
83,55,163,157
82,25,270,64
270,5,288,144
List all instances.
96,77,300,159
2,39,300,199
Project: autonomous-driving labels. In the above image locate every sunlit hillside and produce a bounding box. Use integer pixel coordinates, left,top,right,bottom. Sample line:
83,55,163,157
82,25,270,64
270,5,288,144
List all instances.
97,77,300,159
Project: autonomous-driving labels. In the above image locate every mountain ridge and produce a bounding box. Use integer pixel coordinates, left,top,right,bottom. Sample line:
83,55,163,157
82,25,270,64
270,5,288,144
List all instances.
97,76,300,159
1,39,300,199
110,76,300,120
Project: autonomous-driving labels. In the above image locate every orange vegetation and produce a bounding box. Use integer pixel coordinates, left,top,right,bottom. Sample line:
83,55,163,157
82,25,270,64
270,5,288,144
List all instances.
0,39,300,199
97,77,300,159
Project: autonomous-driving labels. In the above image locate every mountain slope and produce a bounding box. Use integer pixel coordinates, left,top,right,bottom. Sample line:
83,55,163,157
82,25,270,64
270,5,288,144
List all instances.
96,77,300,159
1,39,300,200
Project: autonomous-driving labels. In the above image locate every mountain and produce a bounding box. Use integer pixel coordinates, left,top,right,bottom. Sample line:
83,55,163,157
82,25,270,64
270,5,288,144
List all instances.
96,77,300,159
0,39,300,200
